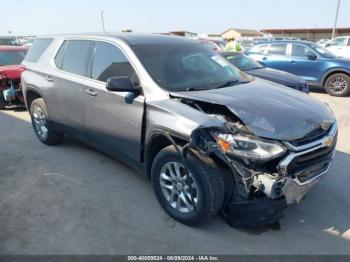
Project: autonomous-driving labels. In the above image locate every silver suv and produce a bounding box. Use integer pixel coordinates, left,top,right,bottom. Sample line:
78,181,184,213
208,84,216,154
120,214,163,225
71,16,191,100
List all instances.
21,33,337,227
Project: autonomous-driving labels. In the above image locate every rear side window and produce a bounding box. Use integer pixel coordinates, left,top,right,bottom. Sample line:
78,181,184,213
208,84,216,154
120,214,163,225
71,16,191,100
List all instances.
24,38,53,62
61,40,92,76
91,41,137,82
267,44,287,55
250,44,268,54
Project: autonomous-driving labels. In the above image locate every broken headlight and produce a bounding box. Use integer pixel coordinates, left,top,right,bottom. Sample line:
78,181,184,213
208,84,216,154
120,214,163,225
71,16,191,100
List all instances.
215,133,286,161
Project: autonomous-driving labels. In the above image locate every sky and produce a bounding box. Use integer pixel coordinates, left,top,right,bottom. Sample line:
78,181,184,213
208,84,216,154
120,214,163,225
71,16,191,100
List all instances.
1,0,349,36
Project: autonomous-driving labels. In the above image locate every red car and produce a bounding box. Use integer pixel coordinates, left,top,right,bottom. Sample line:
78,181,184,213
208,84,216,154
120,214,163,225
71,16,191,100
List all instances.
0,46,28,109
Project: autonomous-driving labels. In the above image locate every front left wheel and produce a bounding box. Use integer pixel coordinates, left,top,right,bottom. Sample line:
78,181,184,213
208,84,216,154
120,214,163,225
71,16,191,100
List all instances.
30,98,63,145
151,145,224,226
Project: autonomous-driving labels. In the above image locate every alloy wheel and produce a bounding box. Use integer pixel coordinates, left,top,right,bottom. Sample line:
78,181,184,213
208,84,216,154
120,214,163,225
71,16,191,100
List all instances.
33,106,48,140
328,77,348,94
159,162,198,213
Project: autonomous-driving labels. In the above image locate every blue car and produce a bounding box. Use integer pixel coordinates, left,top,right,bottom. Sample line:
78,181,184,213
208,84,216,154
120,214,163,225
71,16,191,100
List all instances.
221,51,309,93
247,40,350,96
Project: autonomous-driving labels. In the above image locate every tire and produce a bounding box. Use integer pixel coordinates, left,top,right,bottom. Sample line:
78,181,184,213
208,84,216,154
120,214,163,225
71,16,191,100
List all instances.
324,73,350,97
29,98,63,145
151,145,224,226
0,91,6,110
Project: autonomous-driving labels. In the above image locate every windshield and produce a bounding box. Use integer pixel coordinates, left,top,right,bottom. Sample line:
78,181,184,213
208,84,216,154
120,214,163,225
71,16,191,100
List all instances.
309,43,335,58
133,43,251,92
0,50,27,66
224,53,263,71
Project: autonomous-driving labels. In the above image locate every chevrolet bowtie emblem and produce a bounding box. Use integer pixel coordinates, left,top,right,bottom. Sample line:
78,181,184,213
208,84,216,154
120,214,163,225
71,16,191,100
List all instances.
324,136,334,147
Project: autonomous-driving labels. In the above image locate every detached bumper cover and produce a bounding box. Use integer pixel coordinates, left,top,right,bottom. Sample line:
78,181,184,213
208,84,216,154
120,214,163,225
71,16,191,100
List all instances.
223,169,328,228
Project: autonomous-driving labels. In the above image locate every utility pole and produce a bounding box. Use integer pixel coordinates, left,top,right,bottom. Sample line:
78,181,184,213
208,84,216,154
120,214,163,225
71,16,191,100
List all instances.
101,11,106,32
332,0,341,39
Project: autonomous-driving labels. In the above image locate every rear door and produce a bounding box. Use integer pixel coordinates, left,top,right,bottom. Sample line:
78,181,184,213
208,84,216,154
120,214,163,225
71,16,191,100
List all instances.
83,41,145,163
261,43,290,71
47,39,94,139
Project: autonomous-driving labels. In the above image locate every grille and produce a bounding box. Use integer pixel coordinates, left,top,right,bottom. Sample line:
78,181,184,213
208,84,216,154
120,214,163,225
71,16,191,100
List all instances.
284,136,336,182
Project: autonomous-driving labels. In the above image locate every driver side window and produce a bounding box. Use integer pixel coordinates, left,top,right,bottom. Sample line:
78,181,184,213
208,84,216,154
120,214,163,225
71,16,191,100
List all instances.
91,41,139,84
291,44,314,58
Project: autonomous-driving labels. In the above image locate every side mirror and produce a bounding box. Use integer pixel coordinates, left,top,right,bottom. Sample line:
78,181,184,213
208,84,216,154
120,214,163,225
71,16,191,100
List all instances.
306,53,317,60
106,76,140,93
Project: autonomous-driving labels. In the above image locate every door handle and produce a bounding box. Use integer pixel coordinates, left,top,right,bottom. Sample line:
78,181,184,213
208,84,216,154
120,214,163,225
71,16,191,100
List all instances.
290,60,296,64
262,57,268,60
84,89,97,97
45,76,53,82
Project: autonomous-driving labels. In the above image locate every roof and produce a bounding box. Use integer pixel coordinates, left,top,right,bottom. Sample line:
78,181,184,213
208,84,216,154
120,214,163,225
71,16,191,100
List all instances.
38,33,198,46
263,27,350,34
0,45,28,51
254,40,316,46
221,28,263,35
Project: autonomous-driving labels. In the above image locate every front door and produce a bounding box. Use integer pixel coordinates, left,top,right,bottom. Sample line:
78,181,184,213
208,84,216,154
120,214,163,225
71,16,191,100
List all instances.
83,41,145,163
287,43,323,83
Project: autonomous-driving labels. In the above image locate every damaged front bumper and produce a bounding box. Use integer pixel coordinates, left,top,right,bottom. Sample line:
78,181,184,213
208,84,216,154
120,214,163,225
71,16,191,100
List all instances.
220,123,337,227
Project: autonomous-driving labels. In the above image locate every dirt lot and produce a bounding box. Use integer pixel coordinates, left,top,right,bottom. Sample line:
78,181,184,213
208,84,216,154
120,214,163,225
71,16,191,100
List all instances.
0,91,349,255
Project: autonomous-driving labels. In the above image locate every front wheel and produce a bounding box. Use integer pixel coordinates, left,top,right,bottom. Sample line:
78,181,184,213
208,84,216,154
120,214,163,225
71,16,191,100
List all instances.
151,145,224,226
324,73,350,97
30,98,63,145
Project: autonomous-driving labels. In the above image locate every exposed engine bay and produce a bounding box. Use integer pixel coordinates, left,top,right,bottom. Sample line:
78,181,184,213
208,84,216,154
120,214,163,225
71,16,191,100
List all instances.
173,95,337,227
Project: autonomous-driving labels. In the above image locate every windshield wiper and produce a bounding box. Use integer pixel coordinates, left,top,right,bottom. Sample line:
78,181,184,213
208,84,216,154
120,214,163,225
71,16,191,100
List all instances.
213,80,240,89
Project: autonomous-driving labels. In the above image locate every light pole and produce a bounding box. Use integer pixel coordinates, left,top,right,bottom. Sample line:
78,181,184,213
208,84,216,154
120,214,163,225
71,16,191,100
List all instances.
332,0,341,39
101,11,106,32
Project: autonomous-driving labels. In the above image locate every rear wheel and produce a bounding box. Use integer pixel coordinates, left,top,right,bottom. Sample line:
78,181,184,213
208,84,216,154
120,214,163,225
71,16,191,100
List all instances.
324,73,350,97
0,91,6,110
151,145,224,226
30,98,63,145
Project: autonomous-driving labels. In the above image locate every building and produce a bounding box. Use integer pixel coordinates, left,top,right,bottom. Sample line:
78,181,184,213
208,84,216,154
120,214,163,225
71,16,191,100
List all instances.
221,28,263,40
263,28,350,42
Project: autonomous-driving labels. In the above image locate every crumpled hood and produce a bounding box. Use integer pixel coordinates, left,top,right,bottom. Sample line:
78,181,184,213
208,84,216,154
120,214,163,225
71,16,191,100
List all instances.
171,78,335,141
0,65,25,80
247,67,305,89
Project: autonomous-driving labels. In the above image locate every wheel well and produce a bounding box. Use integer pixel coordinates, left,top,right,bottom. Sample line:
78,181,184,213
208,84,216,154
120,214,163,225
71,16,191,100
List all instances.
145,133,187,178
323,70,350,86
26,90,42,110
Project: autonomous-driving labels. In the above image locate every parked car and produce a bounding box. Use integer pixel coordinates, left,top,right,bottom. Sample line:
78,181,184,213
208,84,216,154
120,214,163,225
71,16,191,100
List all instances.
22,34,337,227
0,37,19,46
0,46,28,109
247,40,350,96
317,38,330,47
325,36,350,58
221,51,309,93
